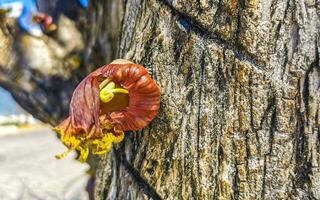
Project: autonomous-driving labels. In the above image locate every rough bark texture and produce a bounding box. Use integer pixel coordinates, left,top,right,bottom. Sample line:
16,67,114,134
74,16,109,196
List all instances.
93,0,320,199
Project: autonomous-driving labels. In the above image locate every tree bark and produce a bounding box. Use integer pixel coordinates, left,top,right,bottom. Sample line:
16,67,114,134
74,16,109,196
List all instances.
93,0,320,199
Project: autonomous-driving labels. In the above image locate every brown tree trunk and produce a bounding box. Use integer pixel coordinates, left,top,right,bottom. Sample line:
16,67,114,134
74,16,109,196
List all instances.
92,0,320,199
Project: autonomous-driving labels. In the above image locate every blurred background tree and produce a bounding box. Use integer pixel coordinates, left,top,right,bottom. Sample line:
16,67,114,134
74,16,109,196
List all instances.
0,0,88,125
1,0,320,199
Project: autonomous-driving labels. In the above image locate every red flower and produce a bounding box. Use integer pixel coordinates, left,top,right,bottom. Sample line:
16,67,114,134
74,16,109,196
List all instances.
54,59,160,162
33,12,57,32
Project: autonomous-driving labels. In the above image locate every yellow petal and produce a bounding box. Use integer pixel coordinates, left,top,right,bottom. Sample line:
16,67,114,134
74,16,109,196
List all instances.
113,132,125,144
78,145,90,163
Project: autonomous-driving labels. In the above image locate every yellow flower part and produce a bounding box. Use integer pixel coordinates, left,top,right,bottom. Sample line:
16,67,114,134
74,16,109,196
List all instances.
99,80,129,103
55,128,125,163
53,79,128,163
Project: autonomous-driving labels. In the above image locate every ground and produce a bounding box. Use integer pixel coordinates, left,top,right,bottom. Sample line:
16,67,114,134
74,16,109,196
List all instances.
0,127,90,200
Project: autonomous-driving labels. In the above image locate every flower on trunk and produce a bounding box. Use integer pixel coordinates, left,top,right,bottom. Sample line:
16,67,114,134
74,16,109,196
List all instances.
54,59,160,162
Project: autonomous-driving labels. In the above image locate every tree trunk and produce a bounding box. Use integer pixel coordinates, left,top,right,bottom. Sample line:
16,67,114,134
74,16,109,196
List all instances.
93,0,320,199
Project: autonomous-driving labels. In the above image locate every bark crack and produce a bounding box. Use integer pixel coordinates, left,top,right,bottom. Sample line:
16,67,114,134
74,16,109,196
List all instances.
113,148,163,200
293,76,312,195
157,0,264,70
261,155,268,199
196,53,205,171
